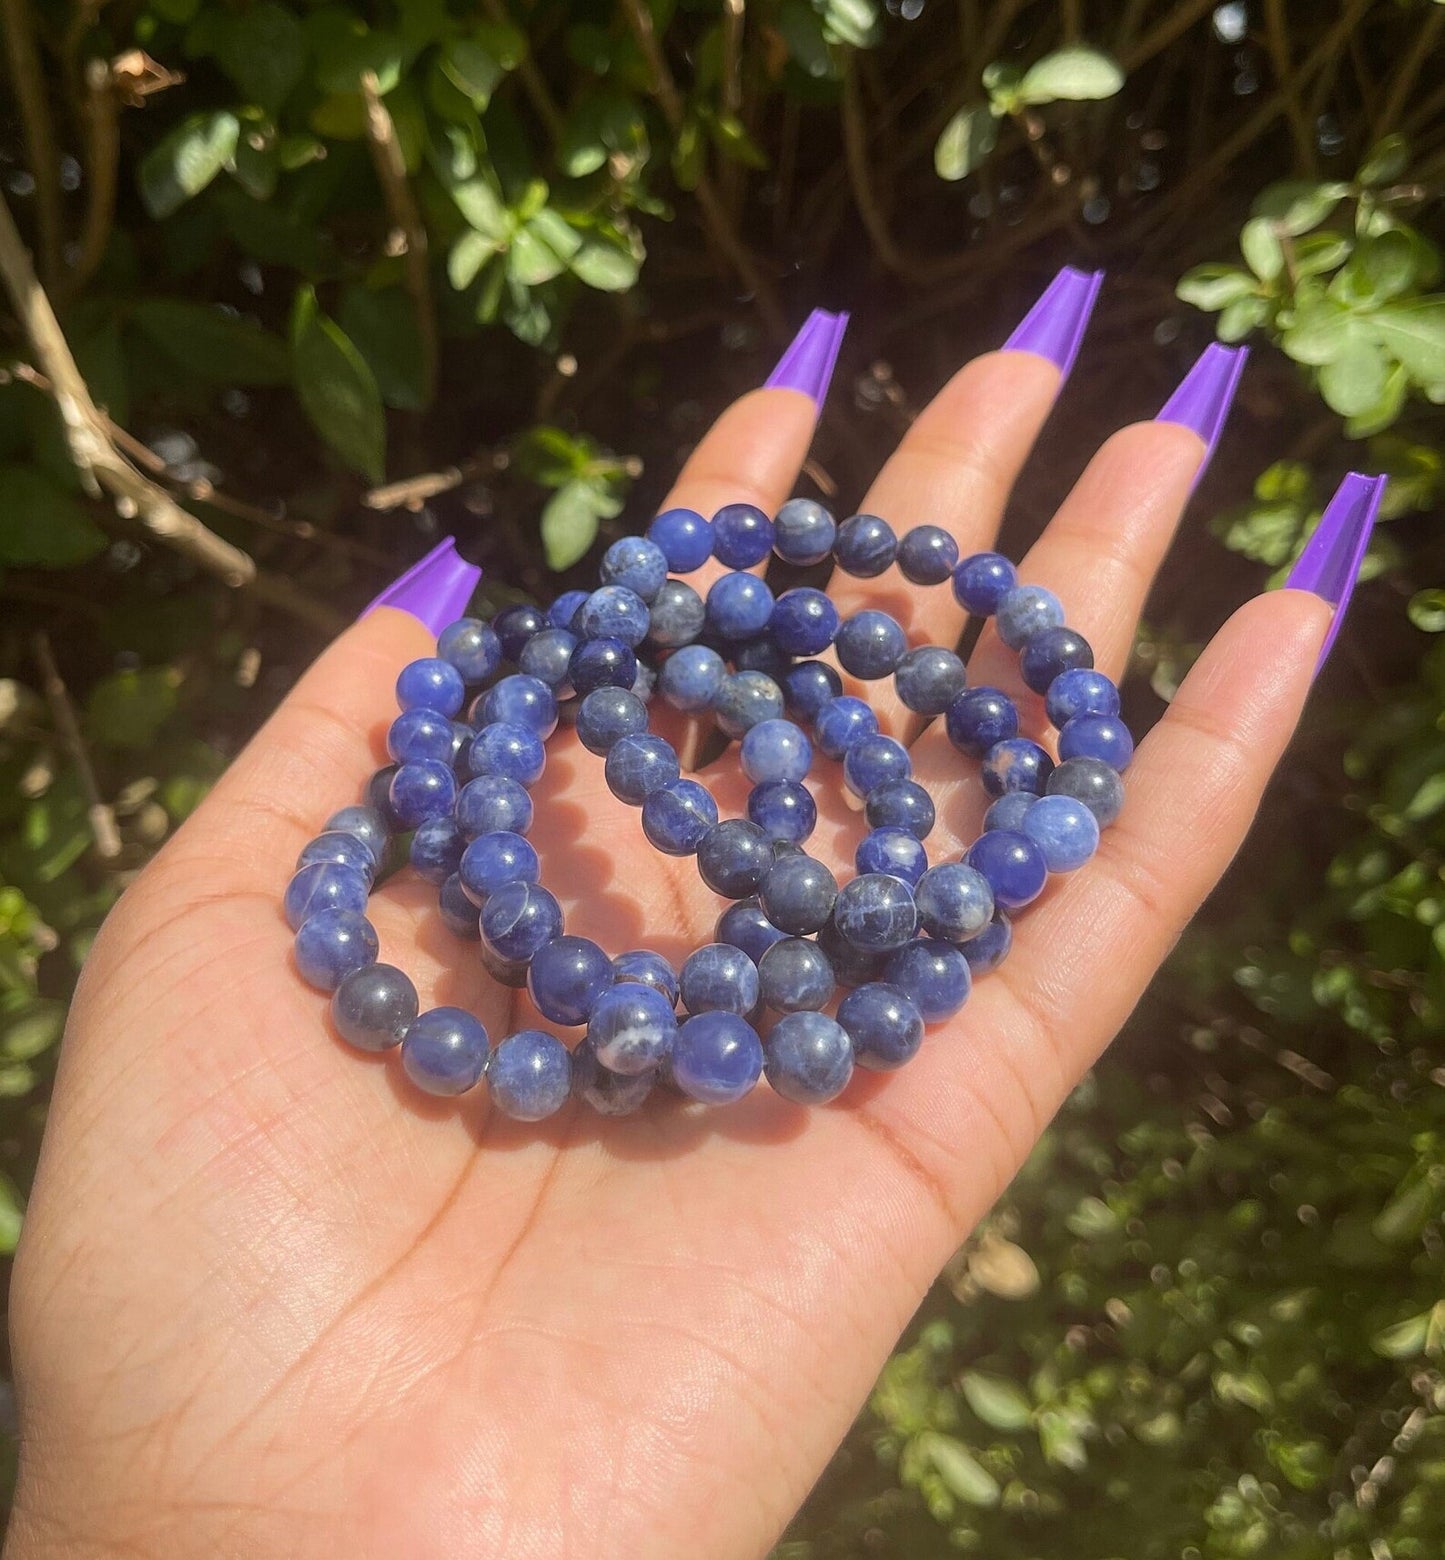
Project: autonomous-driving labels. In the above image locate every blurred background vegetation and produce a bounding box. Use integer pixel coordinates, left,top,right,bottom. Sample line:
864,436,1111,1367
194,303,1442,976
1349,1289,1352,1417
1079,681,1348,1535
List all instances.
0,0,1442,1551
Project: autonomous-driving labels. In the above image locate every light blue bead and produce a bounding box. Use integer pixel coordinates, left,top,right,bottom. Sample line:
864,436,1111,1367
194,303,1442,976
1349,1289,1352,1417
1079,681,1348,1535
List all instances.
456,775,533,837
487,1030,573,1121
479,881,562,961
706,571,775,640
835,609,908,679
387,707,456,765
758,937,835,1013
1045,667,1120,728
468,722,545,787
772,497,837,564
995,584,1065,650
647,580,706,647
855,827,928,886
388,759,457,827
437,619,501,684
671,1011,764,1104
984,792,1037,833
402,1007,489,1095
605,734,680,804
747,779,817,844
713,672,785,738
528,935,614,1026
883,938,971,1023
481,674,558,739
648,506,713,572
409,816,465,884
613,950,680,1006
284,862,368,931
459,830,540,905
770,588,839,655
297,830,377,882
813,695,879,761
660,644,726,713
396,657,466,716
578,585,650,647
600,535,669,601
587,982,678,1074
642,778,719,855
571,1040,657,1115
914,863,995,943
833,872,918,952
894,646,967,716
1059,713,1135,771
764,1011,853,1104
1021,793,1100,871
680,942,761,1016
294,908,378,991
843,733,912,799
838,982,924,1071
741,719,813,784
715,900,788,964
981,736,1055,797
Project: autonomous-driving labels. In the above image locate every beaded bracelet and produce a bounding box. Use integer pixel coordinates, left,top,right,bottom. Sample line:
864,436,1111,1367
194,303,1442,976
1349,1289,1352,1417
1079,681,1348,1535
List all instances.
283,498,1134,1120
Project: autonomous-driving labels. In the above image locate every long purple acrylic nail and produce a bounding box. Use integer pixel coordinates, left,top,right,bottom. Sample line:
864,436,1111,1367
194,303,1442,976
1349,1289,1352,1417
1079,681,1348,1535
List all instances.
1157,342,1249,490
1001,265,1104,380
362,536,481,634
1285,471,1388,671
765,308,849,406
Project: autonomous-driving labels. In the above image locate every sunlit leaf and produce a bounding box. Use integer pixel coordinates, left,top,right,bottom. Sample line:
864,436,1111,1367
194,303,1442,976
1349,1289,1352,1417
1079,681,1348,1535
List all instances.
290,285,386,483
138,111,240,218
1017,46,1123,106
934,104,999,182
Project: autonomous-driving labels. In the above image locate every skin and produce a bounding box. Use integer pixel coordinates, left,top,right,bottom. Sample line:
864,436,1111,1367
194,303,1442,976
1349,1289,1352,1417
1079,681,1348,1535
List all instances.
6,345,1331,1560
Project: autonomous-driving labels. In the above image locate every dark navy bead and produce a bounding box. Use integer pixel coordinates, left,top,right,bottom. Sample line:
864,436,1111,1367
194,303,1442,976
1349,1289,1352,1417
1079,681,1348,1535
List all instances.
952,551,1018,615
740,719,812,784
835,513,897,577
324,804,389,866
680,942,761,1016
519,627,578,690
705,572,774,640
884,939,971,1023
437,618,502,684
387,707,456,765
813,695,879,761
843,734,912,799
642,778,719,855
914,863,995,943
960,912,1013,973
671,1011,763,1104
716,900,789,964
1046,755,1126,826
459,830,540,905
713,671,785,738
732,635,793,681
297,830,376,883
487,1030,572,1120
864,778,935,838
697,820,773,899
605,733,680,804
1020,626,1094,695
945,685,1020,757
996,584,1065,650
765,1011,853,1104
571,1040,657,1115
711,502,774,568
769,588,839,656
331,962,418,1052
480,880,563,962
481,674,558,739
396,657,466,717
456,775,533,837
438,872,481,939
409,816,465,884
759,852,838,935
493,603,546,661
284,862,368,932
747,779,817,844
576,687,648,754
1021,793,1100,871
835,609,908,679
1045,667,1120,728
294,908,378,991
817,915,883,987
389,759,457,827
833,873,918,952
981,736,1055,797
613,949,680,1006
528,935,615,1025
449,720,474,772
782,660,843,721
587,982,677,1074
365,764,405,830
984,792,1037,833
897,524,960,585
757,937,835,1013
965,829,1049,910
469,722,545,787
838,983,924,1071
601,536,669,601
659,644,725,713
578,585,649,648
402,1007,489,1095
480,940,530,987
647,579,706,648
856,827,928,886
648,506,713,572
772,498,837,565
547,590,590,631
1059,713,1135,771
569,636,637,696
894,646,967,716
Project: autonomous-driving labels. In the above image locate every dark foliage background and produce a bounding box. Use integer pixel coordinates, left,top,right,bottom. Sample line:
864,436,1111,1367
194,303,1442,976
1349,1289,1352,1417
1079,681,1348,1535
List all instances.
0,0,1442,1552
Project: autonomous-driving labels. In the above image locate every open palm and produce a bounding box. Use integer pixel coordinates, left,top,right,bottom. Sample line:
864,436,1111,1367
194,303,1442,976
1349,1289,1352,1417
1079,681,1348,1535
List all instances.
7,342,1328,1560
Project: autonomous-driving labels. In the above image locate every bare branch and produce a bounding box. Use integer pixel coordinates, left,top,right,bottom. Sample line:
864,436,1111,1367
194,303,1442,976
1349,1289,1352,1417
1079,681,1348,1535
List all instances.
0,0,63,284
32,631,122,861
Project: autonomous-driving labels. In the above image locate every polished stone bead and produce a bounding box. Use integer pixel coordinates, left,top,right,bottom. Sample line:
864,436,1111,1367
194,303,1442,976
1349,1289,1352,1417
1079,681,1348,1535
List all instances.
705,571,774,641
389,759,457,827
480,880,563,962
642,778,720,855
965,829,1049,910
711,502,774,568
835,609,908,679
449,720,474,773
456,774,533,838
324,804,389,866
945,685,1020,757
760,852,838,935
387,707,456,765
519,627,578,690
578,585,649,647
468,721,545,787
331,962,418,1052
438,872,481,940
671,1011,763,1104
951,551,1017,615
493,603,546,661
396,657,466,717
747,779,817,844
741,719,813,784
914,862,995,943
838,982,924,1070
571,1040,657,1115
409,816,466,884
981,736,1055,798
547,590,590,631
996,584,1065,650
894,646,967,716
898,524,959,585
576,687,648,754
605,733,680,804
765,1011,853,1104
1021,793,1100,871
816,914,881,987
713,671,785,738
697,819,773,899
1020,625,1094,695
613,949,680,1006
569,636,637,696
769,588,839,656
984,792,1037,833
960,911,1013,973
402,1006,489,1095
587,981,677,1074
649,506,713,571
659,644,725,713
294,908,378,991
297,830,376,882
813,694,879,761
480,940,529,987
833,872,918,952
856,827,928,886
835,513,897,577
285,862,368,932
843,733,912,799
647,579,706,648
733,635,792,681
1045,666,1120,728
437,618,502,684
716,899,789,964
782,660,843,721
1046,755,1126,826
482,674,558,739
773,497,837,564
364,765,404,830
680,942,761,1016
884,938,971,1023
528,935,615,1025
459,830,540,905
487,1030,573,1120
758,937,835,1013
601,535,669,601
1059,713,1135,771
864,778,936,838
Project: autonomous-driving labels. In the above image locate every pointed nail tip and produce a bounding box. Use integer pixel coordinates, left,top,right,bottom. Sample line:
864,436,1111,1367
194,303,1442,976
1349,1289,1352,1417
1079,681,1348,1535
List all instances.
1155,343,1249,446
764,308,849,404
361,535,482,635
1285,470,1387,671
1001,264,1105,377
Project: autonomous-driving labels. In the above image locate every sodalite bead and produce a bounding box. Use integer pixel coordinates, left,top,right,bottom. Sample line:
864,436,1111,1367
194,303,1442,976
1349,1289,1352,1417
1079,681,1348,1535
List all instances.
733,635,792,682
365,765,404,830
741,719,813,784
965,830,1049,910
642,778,719,855
437,618,501,684
671,1011,764,1104
1059,713,1135,771
839,982,924,1071
438,873,481,939
856,827,928,886
981,736,1055,798
833,873,918,952
1046,755,1126,827
528,935,614,1025
605,733,680,804
519,627,578,690
895,646,967,716
843,734,912,799
648,506,712,571
865,779,935,839
480,881,562,962
898,524,960,585
647,580,706,648
952,551,1017,615
1021,793,1100,872
783,660,843,721
836,610,908,679
389,759,457,827
396,657,466,717
409,816,466,884
1020,625,1093,695
773,498,837,565
706,572,774,640
984,792,1037,833
487,1030,573,1121
884,939,971,1023
946,685,1020,757
601,536,669,601
482,675,558,739
961,912,1012,973
331,963,418,1051
817,914,881,987
388,707,456,765
770,588,840,656
996,584,1065,650
713,672,785,738
765,1011,854,1104
402,1007,489,1095
324,804,389,866
459,830,540,905
711,502,774,567
835,513,897,577
571,1040,657,1115
660,644,725,713
758,937,835,1013
547,590,590,631
697,820,773,898
469,722,545,787
614,949,680,1006
681,942,761,1016
587,982,677,1074
297,830,377,882
449,721,474,773
748,779,817,844
569,636,637,696
456,775,533,838
576,687,648,754
915,862,995,942
760,852,838,935
493,603,545,660
813,695,879,761
578,586,650,648
1045,666,1120,727
294,908,378,991
285,862,368,932
716,900,788,964
481,941,530,988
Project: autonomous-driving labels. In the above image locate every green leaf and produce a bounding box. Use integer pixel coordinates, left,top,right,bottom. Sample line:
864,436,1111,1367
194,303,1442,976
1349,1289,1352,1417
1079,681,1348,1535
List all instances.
1038,1410,1089,1470
817,0,881,50
1372,1174,1439,1243
130,301,291,385
1217,295,1268,341
229,134,278,200
570,235,640,291
1358,133,1409,187
338,286,429,412
0,465,107,567
1372,299,1445,382
1213,1369,1274,1414
1371,1310,1431,1359
777,0,835,80
211,2,306,115
1065,1195,1119,1238
0,1171,23,1254
289,285,386,483
86,667,179,747
138,111,240,218
448,229,500,290
2,999,63,1061
541,477,603,569
1280,304,1361,366
1408,588,1445,633
1176,263,1255,311
960,1372,1033,1432
439,36,504,110
1250,180,1347,236
309,13,402,95
1240,217,1284,283
509,213,578,286
1344,363,1408,439
559,92,648,178
1017,46,1123,106
1319,335,1390,418
934,104,999,182
707,112,769,170
1292,231,1352,277
918,1434,1000,1507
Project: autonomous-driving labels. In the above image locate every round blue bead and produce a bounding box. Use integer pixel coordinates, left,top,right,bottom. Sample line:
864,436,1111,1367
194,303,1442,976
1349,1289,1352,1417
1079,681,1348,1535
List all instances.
671,1011,763,1104
813,695,879,761
914,862,995,943
547,590,590,631
835,609,908,679
897,524,959,585
772,498,838,565
716,899,789,964
1046,667,1120,728
387,707,456,765
479,880,563,961
468,722,545,787
697,819,773,899
569,636,637,696
961,912,1013,973
297,830,376,882
402,1007,489,1095
576,687,648,754
600,536,669,602
680,942,761,1016
365,765,405,831
519,627,578,690
864,778,936,839
642,778,719,855
481,941,530,988
481,674,558,739
782,660,843,721
833,872,918,952
324,805,389,866
284,862,368,932
396,657,466,717
487,1030,573,1120
613,949,680,1006
952,552,1018,615
713,672,785,738
760,852,838,935
605,733,680,804
1020,626,1093,695
389,759,457,827
646,579,706,648
965,829,1049,910
456,774,533,837
459,830,540,904
817,915,882,988
437,618,501,684
659,644,725,713
843,733,912,799
981,736,1055,798
1046,755,1126,826
984,792,1037,833
757,937,835,1013
409,816,465,884
732,635,792,682
894,646,967,716
449,720,474,772
648,506,713,572
294,908,378,991
438,872,481,940
884,939,971,1023
769,588,839,656
1021,793,1100,872
571,1040,657,1115
705,572,774,640
996,584,1065,650
834,513,897,577
740,719,813,784
578,585,650,648
856,827,928,886
587,982,677,1074
838,983,924,1070
945,685,1020,757
765,1011,854,1104
711,502,774,568
331,962,417,1052
527,935,615,1026
493,604,546,661
747,779,817,844
1059,713,1134,771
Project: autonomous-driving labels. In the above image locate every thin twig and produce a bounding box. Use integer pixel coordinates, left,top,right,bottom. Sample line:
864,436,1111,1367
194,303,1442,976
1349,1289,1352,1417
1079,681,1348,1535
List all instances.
33,632,122,860
69,56,120,293
1119,0,1216,72
363,457,495,512
1264,0,1315,174
1,0,64,284
717,0,746,212
1374,6,1444,143
247,572,347,633
840,57,919,279
480,0,564,143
